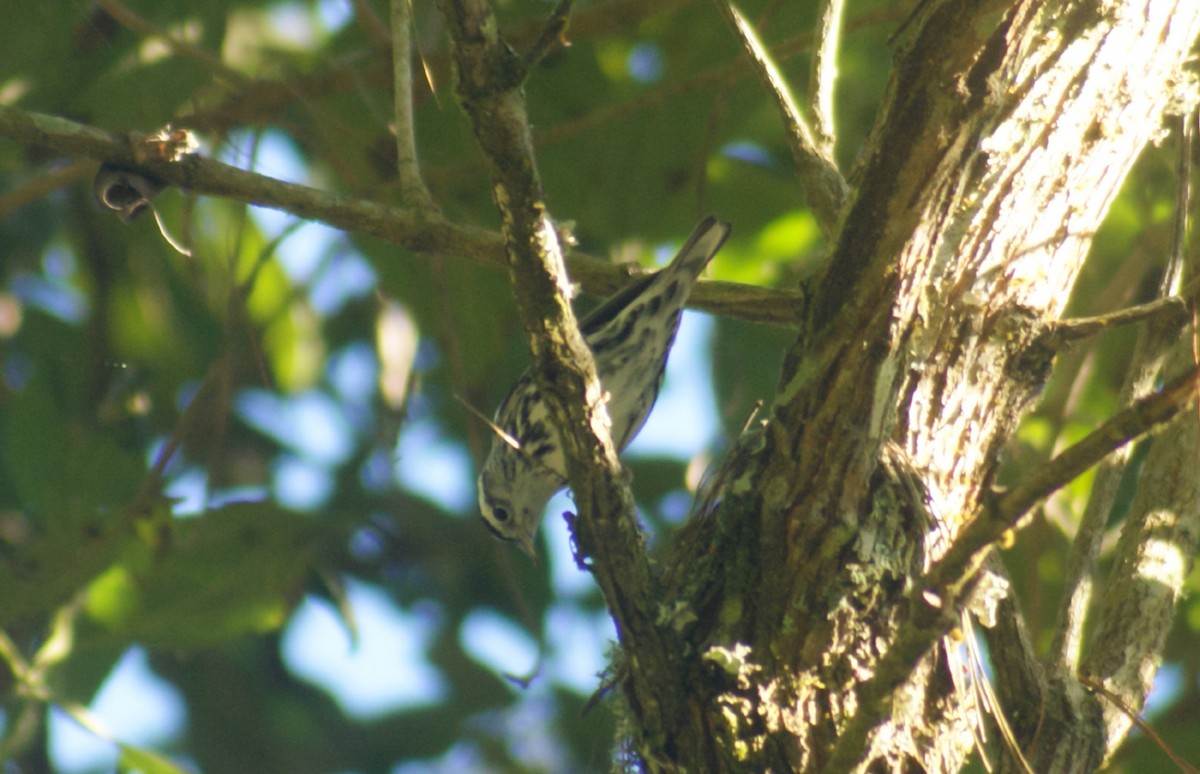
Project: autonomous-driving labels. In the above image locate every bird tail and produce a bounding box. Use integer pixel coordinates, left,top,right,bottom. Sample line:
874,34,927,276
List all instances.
669,216,732,277
579,216,731,336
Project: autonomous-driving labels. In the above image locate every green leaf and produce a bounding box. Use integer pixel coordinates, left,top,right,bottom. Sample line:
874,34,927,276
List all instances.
85,502,331,648
1,368,71,517
0,511,127,628
117,743,193,774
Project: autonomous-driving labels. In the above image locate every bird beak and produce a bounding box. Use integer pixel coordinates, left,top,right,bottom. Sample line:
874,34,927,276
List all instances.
518,534,538,562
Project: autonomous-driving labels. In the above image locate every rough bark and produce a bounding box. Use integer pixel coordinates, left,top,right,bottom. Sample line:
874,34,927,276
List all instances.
1081,389,1200,765
655,1,1200,772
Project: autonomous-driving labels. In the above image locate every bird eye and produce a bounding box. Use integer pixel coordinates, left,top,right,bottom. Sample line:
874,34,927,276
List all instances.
493,507,510,523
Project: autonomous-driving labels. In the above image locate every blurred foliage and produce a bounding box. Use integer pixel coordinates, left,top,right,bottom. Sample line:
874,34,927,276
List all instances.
0,0,1196,772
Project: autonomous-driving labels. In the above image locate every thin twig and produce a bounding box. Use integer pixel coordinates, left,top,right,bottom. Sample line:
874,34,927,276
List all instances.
714,1,847,236
988,366,1199,533
523,0,573,70
808,0,844,153
391,0,436,210
1045,274,1200,346
1081,676,1200,774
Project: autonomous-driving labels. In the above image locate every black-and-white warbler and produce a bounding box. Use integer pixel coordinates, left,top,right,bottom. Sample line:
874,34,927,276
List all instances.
477,216,732,556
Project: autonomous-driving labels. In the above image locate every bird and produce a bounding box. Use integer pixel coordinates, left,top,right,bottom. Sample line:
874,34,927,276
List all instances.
477,216,732,557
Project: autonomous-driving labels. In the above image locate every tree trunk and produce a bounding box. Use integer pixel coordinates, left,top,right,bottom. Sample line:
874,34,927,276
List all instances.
432,0,1200,769
630,1,1200,771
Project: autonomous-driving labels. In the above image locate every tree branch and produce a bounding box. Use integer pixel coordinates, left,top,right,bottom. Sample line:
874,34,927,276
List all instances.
980,556,1048,767
390,0,436,211
808,0,844,153
1049,118,1195,673
536,4,906,147
1043,275,1199,347
0,105,802,326
522,0,572,69
436,0,698,758
1082,378,1200,759
714,0,847,236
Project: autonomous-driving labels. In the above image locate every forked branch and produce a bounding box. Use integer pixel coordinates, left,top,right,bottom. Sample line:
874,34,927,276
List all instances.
715,0,848,236
391,0,436,211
